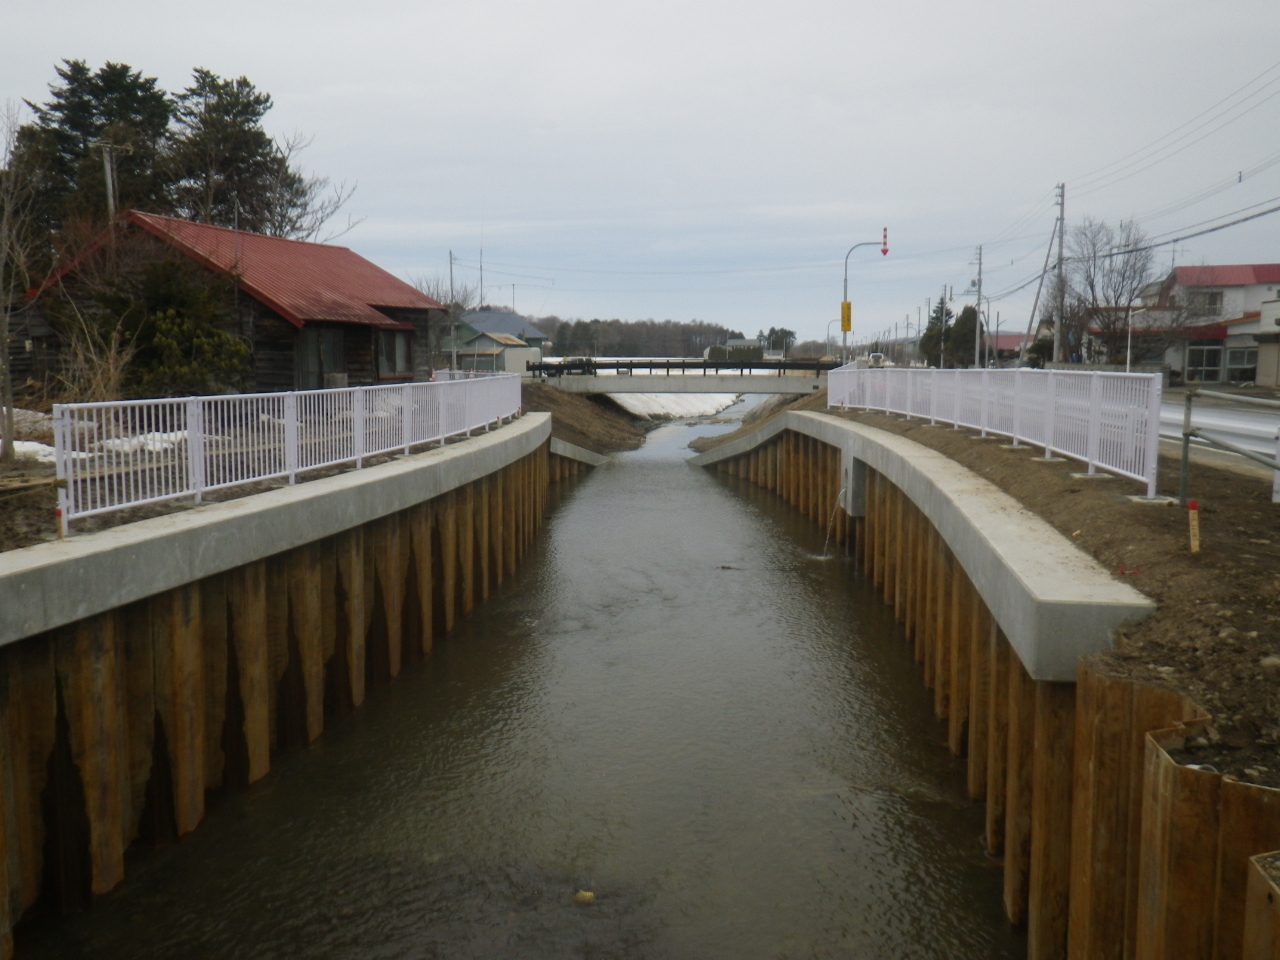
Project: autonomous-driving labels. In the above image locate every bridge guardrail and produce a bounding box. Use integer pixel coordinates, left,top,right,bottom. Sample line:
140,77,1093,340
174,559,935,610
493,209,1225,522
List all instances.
528,358,838,377
828,365,1163,497
53,374,522,533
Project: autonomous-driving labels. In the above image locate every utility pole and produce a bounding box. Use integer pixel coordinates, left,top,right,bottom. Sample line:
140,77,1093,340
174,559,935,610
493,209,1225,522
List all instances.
449,251,458,371
90,140,133,224
1052,182,1066,364
973,245,983,369
940,284,950,367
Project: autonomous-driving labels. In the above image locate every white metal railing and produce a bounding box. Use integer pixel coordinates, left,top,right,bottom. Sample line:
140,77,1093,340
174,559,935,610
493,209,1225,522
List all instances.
53,375,522,531
828,366,1163,497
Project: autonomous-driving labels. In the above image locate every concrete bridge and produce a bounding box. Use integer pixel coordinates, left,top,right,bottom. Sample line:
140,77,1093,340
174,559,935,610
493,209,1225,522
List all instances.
537,373,826,394
529,358,833,394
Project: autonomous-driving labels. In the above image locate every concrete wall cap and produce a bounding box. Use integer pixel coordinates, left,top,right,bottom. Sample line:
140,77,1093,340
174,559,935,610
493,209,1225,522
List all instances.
0,414,551,647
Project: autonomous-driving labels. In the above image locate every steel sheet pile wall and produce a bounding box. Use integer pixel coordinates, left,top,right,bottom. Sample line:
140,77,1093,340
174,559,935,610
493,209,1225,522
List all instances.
709,423,1280,960
0,428,599,957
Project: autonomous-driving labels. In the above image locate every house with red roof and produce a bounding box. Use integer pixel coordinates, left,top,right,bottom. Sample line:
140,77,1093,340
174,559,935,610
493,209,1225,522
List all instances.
1130,264,1280,385
16,212,445,394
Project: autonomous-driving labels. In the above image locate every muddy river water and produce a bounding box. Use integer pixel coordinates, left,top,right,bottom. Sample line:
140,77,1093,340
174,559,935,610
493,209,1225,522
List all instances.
19,404,1024,959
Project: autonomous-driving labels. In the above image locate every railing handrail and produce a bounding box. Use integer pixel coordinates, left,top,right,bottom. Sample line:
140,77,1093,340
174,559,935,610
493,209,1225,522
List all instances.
54,374,523,534
828,365,1162,497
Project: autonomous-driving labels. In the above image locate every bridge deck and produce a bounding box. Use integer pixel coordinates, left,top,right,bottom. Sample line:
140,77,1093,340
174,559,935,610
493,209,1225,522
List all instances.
536,373,826,394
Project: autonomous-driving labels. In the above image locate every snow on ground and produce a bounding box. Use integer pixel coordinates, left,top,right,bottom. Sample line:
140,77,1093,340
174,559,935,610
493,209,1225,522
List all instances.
13,441,56,464
606,393,739,419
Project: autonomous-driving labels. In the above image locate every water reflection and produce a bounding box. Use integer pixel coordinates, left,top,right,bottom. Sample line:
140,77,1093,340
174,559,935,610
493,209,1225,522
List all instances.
19,398,1023,959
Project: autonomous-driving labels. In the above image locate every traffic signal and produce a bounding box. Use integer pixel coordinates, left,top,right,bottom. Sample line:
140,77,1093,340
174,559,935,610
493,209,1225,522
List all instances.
840,301,852,332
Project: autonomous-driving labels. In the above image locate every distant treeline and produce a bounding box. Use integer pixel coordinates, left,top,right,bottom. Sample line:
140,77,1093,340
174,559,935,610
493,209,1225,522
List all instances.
530,317,746,357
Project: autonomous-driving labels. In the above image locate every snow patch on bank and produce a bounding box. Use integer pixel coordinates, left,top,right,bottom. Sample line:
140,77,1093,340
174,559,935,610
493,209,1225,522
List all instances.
607,393,739,420
13,441,56,464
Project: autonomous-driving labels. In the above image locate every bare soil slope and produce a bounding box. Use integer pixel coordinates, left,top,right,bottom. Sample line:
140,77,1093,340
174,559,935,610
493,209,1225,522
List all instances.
521,381,648,454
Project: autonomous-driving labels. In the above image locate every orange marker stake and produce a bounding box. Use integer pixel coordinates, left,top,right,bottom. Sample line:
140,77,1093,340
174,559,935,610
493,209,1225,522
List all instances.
1187,499,1201,554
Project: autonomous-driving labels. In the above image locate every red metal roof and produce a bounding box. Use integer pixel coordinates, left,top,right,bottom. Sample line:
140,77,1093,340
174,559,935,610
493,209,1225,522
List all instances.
127,212,442,328
1173,265,1280,288
991,333,1033,350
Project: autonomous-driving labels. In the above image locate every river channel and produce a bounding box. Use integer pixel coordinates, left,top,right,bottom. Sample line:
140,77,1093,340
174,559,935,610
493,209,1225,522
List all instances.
19,402,1025,959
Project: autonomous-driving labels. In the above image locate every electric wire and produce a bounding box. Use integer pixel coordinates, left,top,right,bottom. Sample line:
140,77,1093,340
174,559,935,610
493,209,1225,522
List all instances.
1070,57,1280,192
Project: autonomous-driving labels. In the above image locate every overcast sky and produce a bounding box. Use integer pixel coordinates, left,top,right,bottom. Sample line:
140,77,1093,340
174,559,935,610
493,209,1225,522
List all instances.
6,0,1280,344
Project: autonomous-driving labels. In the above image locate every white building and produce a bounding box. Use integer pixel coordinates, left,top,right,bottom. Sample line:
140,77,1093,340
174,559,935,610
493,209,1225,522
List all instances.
1132,265,1280,384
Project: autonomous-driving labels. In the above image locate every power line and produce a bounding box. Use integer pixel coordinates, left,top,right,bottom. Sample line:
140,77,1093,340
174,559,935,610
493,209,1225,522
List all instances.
1133,148,1280,223
1074,86,1280,199
985,195,1280,302
1071,57,1280,191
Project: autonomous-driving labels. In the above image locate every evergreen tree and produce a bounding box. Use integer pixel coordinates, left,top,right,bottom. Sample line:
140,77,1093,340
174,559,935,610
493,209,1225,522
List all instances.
18,59,172,227
917,298,954,367
165,69,281,230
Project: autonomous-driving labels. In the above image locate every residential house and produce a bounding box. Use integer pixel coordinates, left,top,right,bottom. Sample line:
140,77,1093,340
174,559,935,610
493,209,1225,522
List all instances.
442,310,547,373
18,211,445,393
1130,264,1280,383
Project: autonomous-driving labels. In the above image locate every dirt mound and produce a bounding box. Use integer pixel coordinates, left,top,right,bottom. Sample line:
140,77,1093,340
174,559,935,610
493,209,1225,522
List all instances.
521,382,648,454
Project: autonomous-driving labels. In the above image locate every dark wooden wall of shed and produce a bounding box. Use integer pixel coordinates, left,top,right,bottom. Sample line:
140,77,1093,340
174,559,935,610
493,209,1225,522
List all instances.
246,307,297,393
344,329,376,386
6,306,65,394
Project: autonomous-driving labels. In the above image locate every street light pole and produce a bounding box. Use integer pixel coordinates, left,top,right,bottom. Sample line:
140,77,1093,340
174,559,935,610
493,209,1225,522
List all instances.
842,229,889,364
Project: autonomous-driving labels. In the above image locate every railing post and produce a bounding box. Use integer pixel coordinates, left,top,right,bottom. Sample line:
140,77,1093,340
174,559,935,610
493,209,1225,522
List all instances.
187,397,206,501
1041,370,1057,459
53,403,70,536
1146,372,1163,498
1273,429,1280,504
1011,368,1022,446
284,392,299,482
1086,371,1101,474
353,388,366,468
980,368,989,437
929,368,936,425
403,382,413,455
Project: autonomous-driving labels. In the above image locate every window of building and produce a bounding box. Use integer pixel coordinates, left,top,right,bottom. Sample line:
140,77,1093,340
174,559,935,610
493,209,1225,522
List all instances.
379,330,412,378
297,325,346,390
1187,290,1224,316
1186,345,1222,382
1226,346,1258,382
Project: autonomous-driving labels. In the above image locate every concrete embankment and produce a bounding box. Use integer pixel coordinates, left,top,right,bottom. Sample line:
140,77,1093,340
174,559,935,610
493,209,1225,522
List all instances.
0,414,603,956
691,410,1280,960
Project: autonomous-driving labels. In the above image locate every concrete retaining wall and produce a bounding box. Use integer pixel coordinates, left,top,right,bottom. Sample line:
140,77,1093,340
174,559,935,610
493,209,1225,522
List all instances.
0,413,606,956
0,414,554,648
689,411,1153,682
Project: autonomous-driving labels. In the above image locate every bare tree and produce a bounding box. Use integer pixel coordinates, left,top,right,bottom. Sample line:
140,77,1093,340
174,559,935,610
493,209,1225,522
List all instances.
411,273,480,370
1066,218,1155,365
1,101,38,466
259,133,363,243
